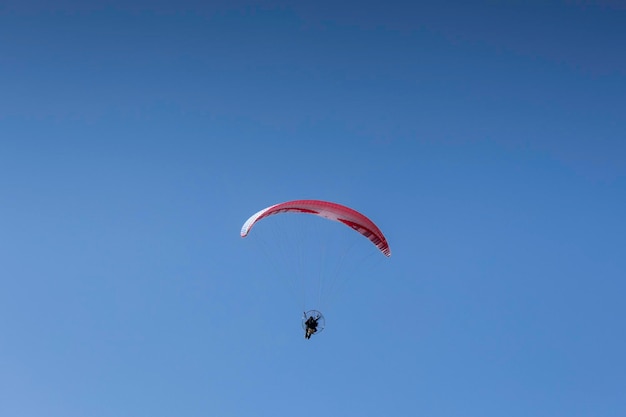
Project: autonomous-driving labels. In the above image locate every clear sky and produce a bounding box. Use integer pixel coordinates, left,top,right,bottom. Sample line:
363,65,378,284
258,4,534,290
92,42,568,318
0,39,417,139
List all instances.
1,1,625,416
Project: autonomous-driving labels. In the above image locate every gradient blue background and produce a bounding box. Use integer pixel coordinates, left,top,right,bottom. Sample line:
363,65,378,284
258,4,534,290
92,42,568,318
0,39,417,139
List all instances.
1,1,625,416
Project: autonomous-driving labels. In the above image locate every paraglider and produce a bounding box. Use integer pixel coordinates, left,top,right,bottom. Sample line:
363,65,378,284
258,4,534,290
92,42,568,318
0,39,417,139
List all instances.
241,200,391,257
241,199,390,339
303,310,324,339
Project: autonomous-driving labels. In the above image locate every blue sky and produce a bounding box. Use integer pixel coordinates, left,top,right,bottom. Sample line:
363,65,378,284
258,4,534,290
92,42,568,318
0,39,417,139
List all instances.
1,1,625,416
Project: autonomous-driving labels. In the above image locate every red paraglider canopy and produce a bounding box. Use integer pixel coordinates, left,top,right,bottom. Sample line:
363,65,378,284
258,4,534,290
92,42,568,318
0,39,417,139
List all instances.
240,199,391,257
